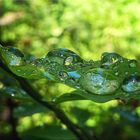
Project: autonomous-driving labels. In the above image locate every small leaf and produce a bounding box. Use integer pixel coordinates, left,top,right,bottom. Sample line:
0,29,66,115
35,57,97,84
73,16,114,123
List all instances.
53,90,86,104
54,90,120,103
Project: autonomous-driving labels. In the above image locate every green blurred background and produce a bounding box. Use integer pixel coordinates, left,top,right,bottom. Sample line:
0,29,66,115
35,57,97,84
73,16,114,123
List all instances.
0,0,140,140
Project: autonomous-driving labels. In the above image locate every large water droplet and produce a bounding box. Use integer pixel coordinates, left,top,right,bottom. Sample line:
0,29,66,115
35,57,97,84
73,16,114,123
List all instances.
79,68,120,95
10,58,22,66
125,72,128,75
122,75,140,92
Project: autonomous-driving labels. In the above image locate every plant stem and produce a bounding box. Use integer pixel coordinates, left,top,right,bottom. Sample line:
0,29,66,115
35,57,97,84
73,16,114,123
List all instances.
0,60,97,140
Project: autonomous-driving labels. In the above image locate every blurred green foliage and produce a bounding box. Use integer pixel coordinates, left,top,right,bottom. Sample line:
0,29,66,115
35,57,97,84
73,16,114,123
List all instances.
0,0,140,140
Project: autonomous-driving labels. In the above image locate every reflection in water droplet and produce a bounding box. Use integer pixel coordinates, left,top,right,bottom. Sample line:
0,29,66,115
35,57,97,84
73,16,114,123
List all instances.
67,71,81,79
10,58,22,66
122,75,140,92
80,69,120,95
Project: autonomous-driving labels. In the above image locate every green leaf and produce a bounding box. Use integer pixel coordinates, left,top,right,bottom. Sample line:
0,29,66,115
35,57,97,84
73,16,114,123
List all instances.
53,90,119,103
1,45,140,103
0,45,46,79
53,90,86,104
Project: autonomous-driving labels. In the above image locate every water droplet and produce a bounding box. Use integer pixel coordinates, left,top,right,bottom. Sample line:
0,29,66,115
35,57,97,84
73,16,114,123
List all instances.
129,60,137,68
47,48,83,65
101,52,122,68
11,93,15,97
122,75,140,92
125,72,128,75
115,72,119,76
75,84,81,89
120,60,124,63
80,68,120,95
59,71,68,81
64,56,73,66
17,69,21,72
10,58,22,66
0,82,4,89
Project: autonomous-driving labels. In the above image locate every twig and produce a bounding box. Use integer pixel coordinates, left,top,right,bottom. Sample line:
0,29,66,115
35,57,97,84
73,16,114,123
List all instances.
0,60,97,140
7,99,21,140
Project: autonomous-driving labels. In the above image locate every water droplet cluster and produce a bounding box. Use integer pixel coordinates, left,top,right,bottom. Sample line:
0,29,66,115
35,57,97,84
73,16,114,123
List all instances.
0,45,140,98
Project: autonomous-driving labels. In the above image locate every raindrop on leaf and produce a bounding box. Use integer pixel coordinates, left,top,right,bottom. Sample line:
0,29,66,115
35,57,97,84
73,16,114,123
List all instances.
122,75,140,92
79,68,120,95
101,52,123,68
64,56,73,66
59,71,68,81
129,60,137,68
47,48,83,65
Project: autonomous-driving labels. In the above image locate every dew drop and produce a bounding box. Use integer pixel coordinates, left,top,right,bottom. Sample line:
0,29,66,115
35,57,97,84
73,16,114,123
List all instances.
125,72,128,75
11,93,15,97
122,75,140,92
59,71,68,81
64,56,73,66
115,72,119,76
80,68,120,95
10,58,21,66
17,69,21,72
101,52,122,68
47,48,83,65
129,60,137,68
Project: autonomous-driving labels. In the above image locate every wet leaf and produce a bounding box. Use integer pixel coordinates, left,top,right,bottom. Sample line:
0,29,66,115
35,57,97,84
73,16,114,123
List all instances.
0,45,140,103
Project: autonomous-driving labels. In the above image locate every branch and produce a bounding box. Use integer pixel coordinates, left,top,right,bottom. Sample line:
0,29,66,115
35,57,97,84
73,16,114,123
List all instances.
0,60,97,140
